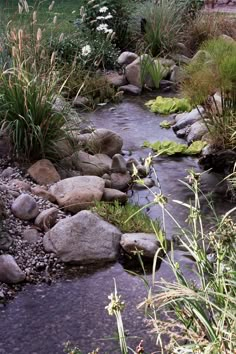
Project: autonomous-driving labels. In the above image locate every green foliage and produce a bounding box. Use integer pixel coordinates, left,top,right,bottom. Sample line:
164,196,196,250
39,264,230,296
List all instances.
159,120,172,129
0,66,66,160
139,170,236,352
143,140,207,155
91,201,160,233
131,0,186,56
140,56,166,89
145,96,192,114
182,38,236,149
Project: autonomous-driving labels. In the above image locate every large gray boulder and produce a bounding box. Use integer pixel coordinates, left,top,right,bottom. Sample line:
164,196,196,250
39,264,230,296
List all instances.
11,194,39,220
0,255,25,284
117,51,138,66
186,121,208,143
173,108,204,132
125,55,155,88
71,151,112,176
75,129,123,158
120,233,163,258
49,176,105,213
43,210,122,264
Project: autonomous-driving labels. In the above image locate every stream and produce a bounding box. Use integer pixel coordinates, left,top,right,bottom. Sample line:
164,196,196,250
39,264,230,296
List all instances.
0,96,235,354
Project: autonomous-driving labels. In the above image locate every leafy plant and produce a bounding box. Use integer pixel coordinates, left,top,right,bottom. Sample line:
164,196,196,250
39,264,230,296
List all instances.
91,201,160,233
145,96,192,114
140,56,166,89
143,140,207,155
159,120,171,129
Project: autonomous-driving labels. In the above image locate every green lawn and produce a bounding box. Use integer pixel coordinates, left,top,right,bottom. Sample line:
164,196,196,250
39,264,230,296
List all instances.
0,0,83,36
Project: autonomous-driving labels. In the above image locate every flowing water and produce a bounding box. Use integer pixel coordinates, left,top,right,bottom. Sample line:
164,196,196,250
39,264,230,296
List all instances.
0,96,234,354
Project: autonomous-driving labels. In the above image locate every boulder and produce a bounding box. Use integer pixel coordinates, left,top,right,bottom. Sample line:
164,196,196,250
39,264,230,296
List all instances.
125,55,156,88
28,159,61,185
118,84,141,95
49,176,105,213
0,255,25,284
34,207,59,231
186,121,208,143
77,129,123,157
43,210,122,264
173,108,204,132
110,172,131,191
1,167,14,179
11,194,39,220
170,65,185,83
31,186,57,203
102,188,128,203
111,154,127,174
176,127,189,139
23,229,40,244
72,96,89,108
117,51,138,66
71,151,111,176
106,72,127,87
120,233,163,258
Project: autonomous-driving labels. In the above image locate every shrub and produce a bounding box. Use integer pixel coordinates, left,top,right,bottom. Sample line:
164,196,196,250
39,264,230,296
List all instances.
185,12,236,53
182,38,236,149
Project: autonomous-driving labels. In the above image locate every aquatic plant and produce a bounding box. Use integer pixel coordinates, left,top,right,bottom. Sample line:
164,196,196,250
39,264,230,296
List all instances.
143,140,206,155
145,96,192,115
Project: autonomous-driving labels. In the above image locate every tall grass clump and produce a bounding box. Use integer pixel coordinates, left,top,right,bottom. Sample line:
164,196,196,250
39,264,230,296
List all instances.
130,164,236,353
0,24,66,160
182,37,236,150
131,0,186,56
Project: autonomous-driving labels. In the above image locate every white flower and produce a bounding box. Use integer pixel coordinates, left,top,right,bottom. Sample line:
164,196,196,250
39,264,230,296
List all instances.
81,44,91,56
105,14,113,19
99,6,108,13
96,16,105,20
96,23,108,32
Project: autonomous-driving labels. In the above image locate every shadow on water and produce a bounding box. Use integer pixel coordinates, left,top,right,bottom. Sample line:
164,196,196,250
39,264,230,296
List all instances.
0,95,235,353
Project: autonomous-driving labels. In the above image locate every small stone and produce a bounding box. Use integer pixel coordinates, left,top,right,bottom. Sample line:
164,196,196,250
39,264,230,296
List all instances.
111,154,127,174
23,229,40,244
118,84,141,95
120,233,163,258
133,178,155,190
0,232,13,251
1,167,14,179
34,207,59,231
110,172,131,191
0,255,25,284
8,179,31,192
11,194,39,220
72,96,89,108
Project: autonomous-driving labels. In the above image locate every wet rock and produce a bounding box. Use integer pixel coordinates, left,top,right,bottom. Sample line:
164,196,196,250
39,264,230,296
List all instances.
173,108,204,132
186,121,208,144
28,159,61,185
199,150,236,174
106,72,127,87
79,129,123,157
176,127,188,139
23,228,40,244
35,207,59,231
120,233,163,258
118,84,141,95
11,194,39,220
117,51,138,66
72,96,89,108
102,188,128,203
159,80,177,91
1,167,14,179
31,186,57,203
110,172,131,191
0,255,25,284
111,154,127,174
137,165,147,177
43,210,122,264
133,177,155,190
8,179,31,192
126,158,140,174
71,151,111,176
49,176,105,213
